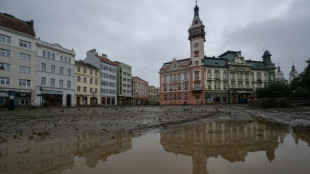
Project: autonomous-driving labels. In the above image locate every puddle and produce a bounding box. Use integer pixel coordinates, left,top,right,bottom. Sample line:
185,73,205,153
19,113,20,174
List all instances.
0,119,310,174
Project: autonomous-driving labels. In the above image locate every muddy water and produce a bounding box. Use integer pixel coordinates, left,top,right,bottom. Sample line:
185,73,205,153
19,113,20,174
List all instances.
1,119,310,174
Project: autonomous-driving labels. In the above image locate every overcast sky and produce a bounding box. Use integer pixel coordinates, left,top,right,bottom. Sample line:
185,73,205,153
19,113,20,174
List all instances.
1,0,309,87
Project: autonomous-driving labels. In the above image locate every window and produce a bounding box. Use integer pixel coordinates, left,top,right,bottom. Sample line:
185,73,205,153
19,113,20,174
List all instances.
223,71,227,80
83,87,87,93
95,88,98,93
51,65,55,73
163,75,167,82
60,56,63,62
95,79,98,85
164,95,167,101
178,84,181,90
184,83,188,90
41,63,46,72
0,48,11,57
178,94,181,100
0,34,11,43
163,86,167,91
0,77,10,85
19,53,32,61
64,57,67,63
184,73,188,80
196,94,200,99
90,78,93,84
95,71,98,76
195,71,199,79
90,70,93,75
170,95,172,100
83,68,86,73
169,74,172,82
0,63,10,71
77,86,81,92
77,67,80,72
83,77,87,83
174,94,177,100
47,52,50,59
77,76,81,82
19,66,31,74
67,81,71,88
19,79,31,86
42,51,46,58
59,79,63,88
184,94,188,100
41,77,46,85
178,73,181,81
90,88,93,93
59,67,64,75
173,74,176,81
19,40,31,49
52,53,55,60
51,78,55,87
67,69,71,76
68,58,71,64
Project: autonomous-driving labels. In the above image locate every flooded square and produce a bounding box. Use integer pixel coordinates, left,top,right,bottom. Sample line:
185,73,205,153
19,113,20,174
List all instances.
1,118,310,174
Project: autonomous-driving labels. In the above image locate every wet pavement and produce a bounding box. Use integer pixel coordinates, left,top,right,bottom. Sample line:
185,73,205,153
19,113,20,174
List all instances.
1,118,310,174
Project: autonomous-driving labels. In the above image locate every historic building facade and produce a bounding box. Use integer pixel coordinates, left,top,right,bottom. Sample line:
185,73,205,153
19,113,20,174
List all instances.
75,60,100,106
204,50,276,104
84,49,117,105
148,85,157,105
0,13,37,106
275,64,287,83
35,40,76,107
159,3,205,105
133,76,149,105
114,61,133,105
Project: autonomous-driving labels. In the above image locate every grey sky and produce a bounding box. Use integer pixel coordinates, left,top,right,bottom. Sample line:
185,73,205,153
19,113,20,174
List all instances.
1,0,309,87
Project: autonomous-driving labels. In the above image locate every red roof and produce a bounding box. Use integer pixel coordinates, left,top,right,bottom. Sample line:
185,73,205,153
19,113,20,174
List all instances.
95,54,117,66
0,13,36,37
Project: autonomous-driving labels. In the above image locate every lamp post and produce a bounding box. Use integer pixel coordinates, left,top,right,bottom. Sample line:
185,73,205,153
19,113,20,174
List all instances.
39,86,43,107
91,91,96,108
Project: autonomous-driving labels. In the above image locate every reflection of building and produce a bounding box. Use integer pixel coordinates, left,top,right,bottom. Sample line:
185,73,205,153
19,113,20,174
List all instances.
74,131,133,168
0,13,36,106
289,63,299,84
84,49,118,105
35,40,76,107
149,85,157,105
75,60,101,106
292,127,310,146
0,137,74,174
114,61,133,105
160,120,288,174
133,76,149,105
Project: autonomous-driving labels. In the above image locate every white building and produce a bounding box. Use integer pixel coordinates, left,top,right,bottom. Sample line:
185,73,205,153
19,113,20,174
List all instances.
289,64,299,84
35,40,76,107
0,13,37,106
84,49,117,105
275,64,287,83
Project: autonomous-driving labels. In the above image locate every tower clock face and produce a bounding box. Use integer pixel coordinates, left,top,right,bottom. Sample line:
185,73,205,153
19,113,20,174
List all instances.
194,42,199,48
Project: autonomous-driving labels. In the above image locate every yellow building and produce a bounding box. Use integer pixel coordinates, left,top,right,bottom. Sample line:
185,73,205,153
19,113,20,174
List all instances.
75,60,101,105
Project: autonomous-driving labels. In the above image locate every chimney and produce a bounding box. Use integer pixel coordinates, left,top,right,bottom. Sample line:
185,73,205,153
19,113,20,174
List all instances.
102,54,107,58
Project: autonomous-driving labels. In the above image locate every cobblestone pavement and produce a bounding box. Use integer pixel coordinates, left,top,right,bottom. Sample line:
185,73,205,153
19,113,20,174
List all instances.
0,105,309,142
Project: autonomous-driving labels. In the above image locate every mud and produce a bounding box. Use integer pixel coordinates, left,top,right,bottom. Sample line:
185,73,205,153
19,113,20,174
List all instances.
0,105,310,143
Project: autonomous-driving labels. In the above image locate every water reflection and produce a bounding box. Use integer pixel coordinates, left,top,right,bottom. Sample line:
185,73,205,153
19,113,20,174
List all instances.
0,131,133,174
160,120,290,174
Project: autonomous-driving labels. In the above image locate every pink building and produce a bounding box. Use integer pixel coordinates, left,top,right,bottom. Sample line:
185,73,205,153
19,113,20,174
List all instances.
133,76,149,105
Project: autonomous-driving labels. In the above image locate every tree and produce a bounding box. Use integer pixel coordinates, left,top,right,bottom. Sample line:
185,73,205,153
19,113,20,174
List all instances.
291,63,310,94
256,81,292,98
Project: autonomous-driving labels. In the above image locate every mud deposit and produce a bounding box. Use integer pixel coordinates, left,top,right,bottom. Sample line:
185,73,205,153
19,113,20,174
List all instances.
1,117,310,174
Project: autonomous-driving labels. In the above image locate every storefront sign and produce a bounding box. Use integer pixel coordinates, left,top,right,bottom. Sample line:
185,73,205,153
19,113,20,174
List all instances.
16,93,31,98
0,92,8,97
43,90,63,95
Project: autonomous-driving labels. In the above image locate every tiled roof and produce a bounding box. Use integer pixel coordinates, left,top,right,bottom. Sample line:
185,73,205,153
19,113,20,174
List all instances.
0,13,36,37
95,55,117,66
218,51,239,61
75,60,99,70
204,57,227,67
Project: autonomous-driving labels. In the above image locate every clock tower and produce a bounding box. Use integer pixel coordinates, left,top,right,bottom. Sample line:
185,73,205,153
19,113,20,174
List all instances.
188,1,205,66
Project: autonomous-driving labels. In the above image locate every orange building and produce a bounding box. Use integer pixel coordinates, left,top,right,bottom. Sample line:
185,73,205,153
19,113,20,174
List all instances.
159,3,205,105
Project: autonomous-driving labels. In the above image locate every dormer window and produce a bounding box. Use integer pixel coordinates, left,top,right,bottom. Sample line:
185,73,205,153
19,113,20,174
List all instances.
173,64,176,68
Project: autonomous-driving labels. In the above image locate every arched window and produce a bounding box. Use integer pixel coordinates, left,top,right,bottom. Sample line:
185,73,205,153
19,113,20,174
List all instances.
42,51,46,58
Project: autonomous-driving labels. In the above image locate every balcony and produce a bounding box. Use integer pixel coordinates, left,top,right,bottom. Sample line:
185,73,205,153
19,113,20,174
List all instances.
192,87,202,91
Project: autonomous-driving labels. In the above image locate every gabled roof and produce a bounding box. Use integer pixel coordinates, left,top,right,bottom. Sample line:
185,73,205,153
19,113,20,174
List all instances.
248,61,266,70
95,55,117,66
0,13,36,37
204,57,227,67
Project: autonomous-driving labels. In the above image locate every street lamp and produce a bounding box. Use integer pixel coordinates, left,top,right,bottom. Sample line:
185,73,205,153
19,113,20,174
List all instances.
91,91,96,107
39,86,43,107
